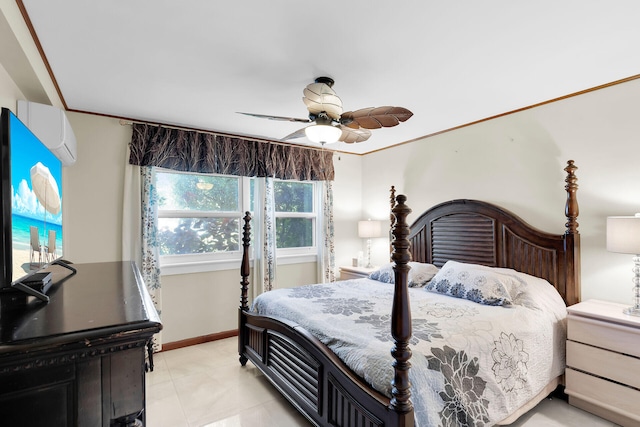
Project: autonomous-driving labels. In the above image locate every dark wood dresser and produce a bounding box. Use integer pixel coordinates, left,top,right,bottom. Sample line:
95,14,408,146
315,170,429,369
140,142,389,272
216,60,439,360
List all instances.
0,261,162,427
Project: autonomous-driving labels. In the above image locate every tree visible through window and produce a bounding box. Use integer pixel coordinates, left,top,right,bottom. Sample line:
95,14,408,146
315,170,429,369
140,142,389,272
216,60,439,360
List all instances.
156,171,243,256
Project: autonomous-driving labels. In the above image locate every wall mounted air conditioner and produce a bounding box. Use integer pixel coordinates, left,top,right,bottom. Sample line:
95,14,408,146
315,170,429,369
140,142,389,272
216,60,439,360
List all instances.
16,100,77,166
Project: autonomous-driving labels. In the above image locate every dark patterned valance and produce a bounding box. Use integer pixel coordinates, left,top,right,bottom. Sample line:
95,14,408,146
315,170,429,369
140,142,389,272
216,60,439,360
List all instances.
128,123,334,181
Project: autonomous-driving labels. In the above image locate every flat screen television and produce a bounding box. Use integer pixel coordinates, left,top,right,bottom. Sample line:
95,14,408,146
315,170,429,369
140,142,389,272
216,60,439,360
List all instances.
0,107,67,301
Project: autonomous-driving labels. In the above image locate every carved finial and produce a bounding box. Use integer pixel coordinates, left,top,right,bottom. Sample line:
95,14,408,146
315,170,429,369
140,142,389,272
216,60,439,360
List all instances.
390,186,397,260
564,160,579,235
390,185,397,226
391,195,411,267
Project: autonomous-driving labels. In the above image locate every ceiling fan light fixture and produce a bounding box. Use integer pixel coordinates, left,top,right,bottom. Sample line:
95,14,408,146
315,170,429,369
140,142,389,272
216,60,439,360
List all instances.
304,124,342,144
239,77,412,146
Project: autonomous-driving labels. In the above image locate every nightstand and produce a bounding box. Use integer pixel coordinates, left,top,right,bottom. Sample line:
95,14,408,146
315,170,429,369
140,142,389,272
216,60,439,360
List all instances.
565,299,640,427
339,265,378,280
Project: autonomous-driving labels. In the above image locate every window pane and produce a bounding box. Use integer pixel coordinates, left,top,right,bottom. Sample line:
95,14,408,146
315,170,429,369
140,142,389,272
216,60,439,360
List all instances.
158,217,239,255
156,172,239,211
276,217,313,248
274,181,313,213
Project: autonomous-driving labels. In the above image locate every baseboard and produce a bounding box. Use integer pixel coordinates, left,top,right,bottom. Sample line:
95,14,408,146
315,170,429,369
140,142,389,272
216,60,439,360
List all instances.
161,329,238,352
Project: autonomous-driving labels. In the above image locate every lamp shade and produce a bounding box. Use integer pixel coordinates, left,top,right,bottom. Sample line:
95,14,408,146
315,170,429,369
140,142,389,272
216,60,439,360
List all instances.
607,215,640,254
304,124,342,144
358,220,382,238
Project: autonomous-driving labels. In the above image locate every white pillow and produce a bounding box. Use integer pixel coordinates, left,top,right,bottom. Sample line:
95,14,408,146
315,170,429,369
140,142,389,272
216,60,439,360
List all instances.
425,260,522,306
368,262,439,287
408,262,441,287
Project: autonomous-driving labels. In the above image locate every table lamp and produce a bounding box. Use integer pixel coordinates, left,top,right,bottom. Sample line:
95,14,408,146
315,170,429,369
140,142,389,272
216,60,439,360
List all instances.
606,215,640,316
358,219,382,268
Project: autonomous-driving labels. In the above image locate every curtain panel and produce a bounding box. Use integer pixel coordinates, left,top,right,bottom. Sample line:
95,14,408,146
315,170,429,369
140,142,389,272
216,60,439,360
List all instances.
140,167,162,352
129,123,335,181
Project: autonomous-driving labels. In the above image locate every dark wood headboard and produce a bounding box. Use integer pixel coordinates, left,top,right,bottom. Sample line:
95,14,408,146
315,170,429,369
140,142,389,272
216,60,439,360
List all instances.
395,160,581,306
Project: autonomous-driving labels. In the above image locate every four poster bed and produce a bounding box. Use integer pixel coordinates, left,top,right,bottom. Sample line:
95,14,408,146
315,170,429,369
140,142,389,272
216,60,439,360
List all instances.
238,160,580,427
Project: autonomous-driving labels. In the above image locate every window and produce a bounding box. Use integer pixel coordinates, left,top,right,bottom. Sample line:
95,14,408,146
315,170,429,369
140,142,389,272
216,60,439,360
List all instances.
274,180,316,250
155,170,251,273
155,170,319,274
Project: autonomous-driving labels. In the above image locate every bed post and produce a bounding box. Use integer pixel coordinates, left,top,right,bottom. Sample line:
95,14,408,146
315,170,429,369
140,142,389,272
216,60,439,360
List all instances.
563,160,581,305
390,186,396,259
389,194,414,423
564,160,579,234
238,211,251,365
390,186,397,228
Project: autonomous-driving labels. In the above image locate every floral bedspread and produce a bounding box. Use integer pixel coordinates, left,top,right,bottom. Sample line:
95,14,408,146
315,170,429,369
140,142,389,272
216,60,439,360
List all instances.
251,277,567,426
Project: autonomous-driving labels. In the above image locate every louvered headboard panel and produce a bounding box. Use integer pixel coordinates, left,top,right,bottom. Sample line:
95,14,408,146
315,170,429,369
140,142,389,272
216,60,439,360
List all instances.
430,213,496,267
502,227,559,287
406,198,580,305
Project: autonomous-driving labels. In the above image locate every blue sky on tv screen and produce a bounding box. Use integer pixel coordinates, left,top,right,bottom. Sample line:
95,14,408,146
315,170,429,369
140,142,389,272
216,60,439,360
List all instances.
10,112,62,226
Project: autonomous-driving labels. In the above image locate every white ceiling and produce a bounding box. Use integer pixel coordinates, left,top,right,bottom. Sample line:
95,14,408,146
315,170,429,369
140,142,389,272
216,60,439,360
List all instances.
18,1,640,154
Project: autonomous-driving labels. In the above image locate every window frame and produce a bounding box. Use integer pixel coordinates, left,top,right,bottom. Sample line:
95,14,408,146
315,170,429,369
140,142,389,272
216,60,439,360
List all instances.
273,178,318,259
156,170,249,275
157,171,321,275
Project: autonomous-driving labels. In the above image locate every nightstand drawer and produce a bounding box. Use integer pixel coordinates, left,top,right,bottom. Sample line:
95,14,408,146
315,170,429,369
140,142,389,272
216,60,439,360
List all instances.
339,266,377,281
340,270,367,280
567,341,640,388
568,314,640,358
566,368,640,424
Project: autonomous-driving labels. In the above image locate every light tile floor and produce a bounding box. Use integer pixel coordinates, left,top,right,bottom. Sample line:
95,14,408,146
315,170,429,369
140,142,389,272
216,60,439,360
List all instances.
145,337,619,427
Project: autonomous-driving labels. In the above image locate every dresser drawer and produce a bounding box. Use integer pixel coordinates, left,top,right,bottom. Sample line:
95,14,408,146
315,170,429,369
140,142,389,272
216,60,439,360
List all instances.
568,314,640,358
567,341,640,388
566,368,640,423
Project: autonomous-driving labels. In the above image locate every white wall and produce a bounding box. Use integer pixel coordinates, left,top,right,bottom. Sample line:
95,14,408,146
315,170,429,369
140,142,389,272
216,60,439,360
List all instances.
160,262,320,343
361,78,640,305
331,152,367,268
161,269,240,343
64,112,130,263
0,62,23,109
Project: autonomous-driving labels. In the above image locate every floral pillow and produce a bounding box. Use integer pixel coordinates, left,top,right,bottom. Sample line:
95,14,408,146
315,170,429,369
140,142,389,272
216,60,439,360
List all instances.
368,262,439,287
368,263,395,283
425,260,522,306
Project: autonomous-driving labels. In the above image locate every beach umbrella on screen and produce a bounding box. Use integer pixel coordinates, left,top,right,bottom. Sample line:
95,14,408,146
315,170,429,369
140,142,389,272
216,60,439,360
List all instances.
30,162,60,244
30,162,60,215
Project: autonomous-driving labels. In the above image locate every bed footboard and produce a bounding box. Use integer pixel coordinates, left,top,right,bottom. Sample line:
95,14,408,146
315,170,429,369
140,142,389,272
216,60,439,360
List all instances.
239,197,415,427
240,311,407,426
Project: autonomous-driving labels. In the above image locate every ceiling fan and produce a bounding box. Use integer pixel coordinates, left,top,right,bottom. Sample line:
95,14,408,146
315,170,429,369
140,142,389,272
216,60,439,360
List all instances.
238,77,413,144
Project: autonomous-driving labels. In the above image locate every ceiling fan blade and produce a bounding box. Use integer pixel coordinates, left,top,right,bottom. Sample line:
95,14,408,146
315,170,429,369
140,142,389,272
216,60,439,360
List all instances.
340,106,413,129
339,126,372,143
237,112,311,123
303,82,343,120
281,127,309,141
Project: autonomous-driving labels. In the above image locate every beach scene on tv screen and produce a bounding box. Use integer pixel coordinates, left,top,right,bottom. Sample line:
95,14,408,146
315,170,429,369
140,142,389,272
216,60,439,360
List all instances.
10,113,62,283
